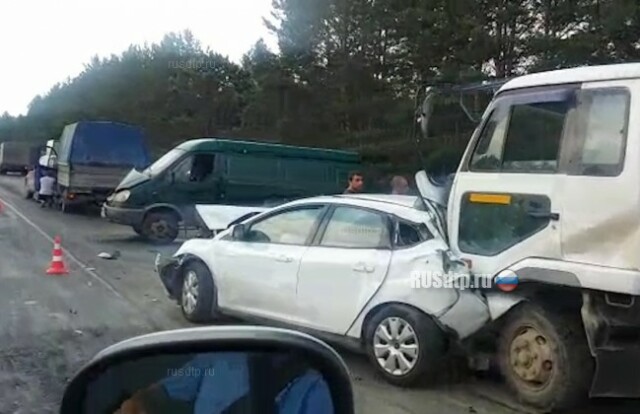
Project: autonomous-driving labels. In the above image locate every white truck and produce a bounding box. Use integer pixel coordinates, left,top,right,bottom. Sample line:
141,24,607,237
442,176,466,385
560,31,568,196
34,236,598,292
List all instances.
418,63,640,411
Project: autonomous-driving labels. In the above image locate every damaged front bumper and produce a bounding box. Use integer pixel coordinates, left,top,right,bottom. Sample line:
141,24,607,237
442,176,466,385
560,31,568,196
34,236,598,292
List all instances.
155,254,183,300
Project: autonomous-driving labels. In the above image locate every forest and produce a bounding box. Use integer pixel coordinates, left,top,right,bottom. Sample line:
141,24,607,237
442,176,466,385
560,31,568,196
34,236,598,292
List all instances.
0,0,638,175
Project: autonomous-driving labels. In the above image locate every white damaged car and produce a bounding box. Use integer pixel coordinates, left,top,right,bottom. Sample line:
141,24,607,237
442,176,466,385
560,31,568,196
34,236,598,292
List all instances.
156,186,492,385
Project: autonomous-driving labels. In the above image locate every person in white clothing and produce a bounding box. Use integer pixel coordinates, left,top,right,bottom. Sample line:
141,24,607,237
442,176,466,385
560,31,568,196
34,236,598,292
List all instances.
39,171,56,208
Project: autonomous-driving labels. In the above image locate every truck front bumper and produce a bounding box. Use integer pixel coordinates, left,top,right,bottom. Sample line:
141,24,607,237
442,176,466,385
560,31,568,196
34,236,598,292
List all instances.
583,291,640,398
102,203,145,227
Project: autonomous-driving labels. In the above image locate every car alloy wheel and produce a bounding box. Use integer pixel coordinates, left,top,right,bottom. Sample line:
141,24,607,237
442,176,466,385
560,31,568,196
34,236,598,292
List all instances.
181,270,199,315
373,317,419,376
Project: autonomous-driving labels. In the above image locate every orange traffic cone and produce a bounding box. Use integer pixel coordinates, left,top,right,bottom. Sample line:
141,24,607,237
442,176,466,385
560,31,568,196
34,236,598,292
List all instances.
46,236,69,275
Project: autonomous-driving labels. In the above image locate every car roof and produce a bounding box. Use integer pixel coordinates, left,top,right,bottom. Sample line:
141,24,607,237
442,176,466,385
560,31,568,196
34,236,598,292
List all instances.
284,194,429,222
499,63,640,92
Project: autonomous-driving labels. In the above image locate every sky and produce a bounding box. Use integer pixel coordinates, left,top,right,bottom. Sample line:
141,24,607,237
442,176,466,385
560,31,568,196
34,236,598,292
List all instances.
0,0,275,116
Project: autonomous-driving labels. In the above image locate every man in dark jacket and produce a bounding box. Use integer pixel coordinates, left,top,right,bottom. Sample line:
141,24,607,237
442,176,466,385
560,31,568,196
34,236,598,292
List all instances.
343,171,364,194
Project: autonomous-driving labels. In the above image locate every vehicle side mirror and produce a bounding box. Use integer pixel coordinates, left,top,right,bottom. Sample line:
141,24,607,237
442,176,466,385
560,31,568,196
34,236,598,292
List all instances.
59,327,354,414
231,223,247,240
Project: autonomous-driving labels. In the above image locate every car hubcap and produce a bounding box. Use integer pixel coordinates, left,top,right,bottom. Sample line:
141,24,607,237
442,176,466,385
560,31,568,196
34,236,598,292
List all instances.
181,271,198,314
373,317,419,376
150,220,169,238
509,326,554,388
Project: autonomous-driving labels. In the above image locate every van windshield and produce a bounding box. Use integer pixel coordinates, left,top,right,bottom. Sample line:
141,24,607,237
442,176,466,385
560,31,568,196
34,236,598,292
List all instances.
144,149,185,176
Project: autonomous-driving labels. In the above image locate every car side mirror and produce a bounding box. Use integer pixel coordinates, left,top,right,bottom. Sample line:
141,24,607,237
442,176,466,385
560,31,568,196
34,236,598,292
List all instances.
231,223,247,240
59,326,354,414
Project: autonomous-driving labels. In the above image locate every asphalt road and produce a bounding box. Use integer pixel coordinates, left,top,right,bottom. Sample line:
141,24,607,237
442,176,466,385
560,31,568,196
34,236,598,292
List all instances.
0,174,637,414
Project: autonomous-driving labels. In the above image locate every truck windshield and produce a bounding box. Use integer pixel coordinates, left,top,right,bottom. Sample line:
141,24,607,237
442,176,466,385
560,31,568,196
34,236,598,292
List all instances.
144,149,186,176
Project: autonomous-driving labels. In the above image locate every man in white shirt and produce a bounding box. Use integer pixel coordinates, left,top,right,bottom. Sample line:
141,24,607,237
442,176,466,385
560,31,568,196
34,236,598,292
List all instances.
39,171,56,208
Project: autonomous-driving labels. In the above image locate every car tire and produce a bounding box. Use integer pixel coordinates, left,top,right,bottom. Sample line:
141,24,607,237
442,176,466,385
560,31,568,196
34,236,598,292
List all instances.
180,260,215,323
141,211,179,244
365,304,446,387
498,303,593,412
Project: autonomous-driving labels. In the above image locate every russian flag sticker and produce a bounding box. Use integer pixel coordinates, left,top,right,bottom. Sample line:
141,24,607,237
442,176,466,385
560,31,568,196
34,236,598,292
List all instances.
494,269,519,292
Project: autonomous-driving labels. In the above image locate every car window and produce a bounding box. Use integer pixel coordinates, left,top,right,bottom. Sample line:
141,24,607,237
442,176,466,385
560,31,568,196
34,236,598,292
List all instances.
470,91,571,173
572,88,629,176
169,154,215,183
320,206,390,249
171,155,195,183
247,206,324,245
395,221,430,248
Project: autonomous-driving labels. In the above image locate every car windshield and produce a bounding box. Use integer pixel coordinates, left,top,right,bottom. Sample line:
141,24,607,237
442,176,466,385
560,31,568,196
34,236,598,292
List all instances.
143,148,185,176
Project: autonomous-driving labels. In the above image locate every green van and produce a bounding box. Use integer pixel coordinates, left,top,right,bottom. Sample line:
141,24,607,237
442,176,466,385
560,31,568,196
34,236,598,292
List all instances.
102,138,361,243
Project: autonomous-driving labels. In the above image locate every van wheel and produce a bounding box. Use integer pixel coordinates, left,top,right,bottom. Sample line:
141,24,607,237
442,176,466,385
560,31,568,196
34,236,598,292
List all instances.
180,261,215,323
365,305,446,387
498,303,593,411
142,211,179,244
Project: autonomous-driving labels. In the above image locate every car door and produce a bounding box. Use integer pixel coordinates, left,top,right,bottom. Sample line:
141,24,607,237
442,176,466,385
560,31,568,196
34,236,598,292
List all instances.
295,205,393,334
214,204,328,323
448,86,571,278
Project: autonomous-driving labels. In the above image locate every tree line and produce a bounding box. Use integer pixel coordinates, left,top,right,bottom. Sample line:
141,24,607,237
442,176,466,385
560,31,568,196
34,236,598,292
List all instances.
0,0,638,176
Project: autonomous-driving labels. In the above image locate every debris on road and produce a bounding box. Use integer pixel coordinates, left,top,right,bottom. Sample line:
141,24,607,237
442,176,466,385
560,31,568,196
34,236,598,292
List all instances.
98,250,121,260
24,300,37,305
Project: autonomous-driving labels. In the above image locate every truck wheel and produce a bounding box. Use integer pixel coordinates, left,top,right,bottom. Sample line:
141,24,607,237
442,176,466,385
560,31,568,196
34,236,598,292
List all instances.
142,211,179,244
498,303,593,411
180,260,215,323
365,304,446,387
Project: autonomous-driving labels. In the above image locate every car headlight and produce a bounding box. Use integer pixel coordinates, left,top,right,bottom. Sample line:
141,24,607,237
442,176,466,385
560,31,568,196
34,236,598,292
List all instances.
112,190,130,203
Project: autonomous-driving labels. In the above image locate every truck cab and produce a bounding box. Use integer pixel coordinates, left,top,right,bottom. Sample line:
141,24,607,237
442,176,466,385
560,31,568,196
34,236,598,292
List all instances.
420,63,640,411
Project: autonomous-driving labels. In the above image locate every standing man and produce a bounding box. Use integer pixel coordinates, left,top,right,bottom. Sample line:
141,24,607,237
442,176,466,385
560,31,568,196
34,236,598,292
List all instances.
390,175,410,195
343,171,364,194
39,170,56,208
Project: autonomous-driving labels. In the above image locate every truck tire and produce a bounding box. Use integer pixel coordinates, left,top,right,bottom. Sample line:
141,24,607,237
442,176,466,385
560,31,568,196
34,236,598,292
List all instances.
141,211,179,244
498,303,594,411
365,304,446,387
179,260,215,323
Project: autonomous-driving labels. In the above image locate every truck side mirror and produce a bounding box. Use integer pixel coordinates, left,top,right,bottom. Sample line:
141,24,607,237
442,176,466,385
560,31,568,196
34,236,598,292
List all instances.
231,223,247,240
